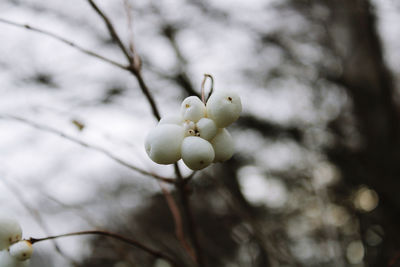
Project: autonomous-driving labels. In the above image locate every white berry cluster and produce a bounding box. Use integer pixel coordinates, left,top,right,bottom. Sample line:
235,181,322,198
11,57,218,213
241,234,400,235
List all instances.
145,90,241,170
0,216,32,267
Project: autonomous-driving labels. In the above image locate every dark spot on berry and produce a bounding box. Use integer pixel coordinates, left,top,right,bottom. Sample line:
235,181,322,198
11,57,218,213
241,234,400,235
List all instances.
227,97,233,102
185,104,190,108
200,160,204,164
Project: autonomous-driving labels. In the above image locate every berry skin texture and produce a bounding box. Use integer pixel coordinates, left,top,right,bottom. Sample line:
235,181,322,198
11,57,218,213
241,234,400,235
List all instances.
0,216,22,250
196,118,217,141
180,96,206,122
206,90,242,128
158,115,183,126
181,136,215,170
0,250,30,267
211,128,234,162
145,124,184,164
9,241,33,261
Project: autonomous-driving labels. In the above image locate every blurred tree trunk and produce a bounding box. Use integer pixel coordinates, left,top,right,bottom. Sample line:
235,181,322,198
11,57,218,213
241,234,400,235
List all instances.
314,0,400,265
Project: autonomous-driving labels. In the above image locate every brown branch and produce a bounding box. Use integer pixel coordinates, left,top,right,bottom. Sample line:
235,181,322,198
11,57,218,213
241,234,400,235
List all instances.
123,0,140,70
29,230,177,266
130,70,161,120
0,114,174,184
123,0,135,55
0,18,127,70
86,1,160,119
174,163,204,266
86,0,132,63
159,182,197,262
42,191,139,266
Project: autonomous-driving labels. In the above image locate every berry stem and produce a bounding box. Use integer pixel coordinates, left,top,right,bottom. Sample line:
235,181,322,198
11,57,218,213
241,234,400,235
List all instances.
200,74,214,104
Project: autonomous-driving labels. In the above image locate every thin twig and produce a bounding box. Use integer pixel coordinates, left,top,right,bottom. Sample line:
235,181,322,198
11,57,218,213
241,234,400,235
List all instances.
86,0,159,119
132,71,161,120
123,0,141,70
0,114,174,184
174,163,204,266
43,190,143,266
123,0,135,55
42,193,99,228
29,230,177,266
0,18,128,70
158,182,197,263
86,0,132,63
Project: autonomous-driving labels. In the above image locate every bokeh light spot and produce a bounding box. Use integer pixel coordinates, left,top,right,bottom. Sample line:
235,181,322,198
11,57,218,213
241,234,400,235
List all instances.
354,186,379,212
346,241,364,264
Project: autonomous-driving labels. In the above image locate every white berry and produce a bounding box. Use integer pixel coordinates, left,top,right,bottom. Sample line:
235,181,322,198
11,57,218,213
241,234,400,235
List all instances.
0,250,30,267
9,241,33,261
206,90,242,128
180,96,206,122
211,128,234,162
158,115,183,126
181,136,215,170
145,124,184,164
196,118,217,140
0,216,22,250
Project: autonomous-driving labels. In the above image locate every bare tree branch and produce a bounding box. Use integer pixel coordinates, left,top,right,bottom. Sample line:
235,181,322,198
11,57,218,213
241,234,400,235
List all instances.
159,182,197,263
174,163,204,266
86,0,132,63
29,230,178,266
0,114,174,184
123,0,141,70
85,2,201,264
0,18,128,70
132,71,161,120
86,0,161,120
